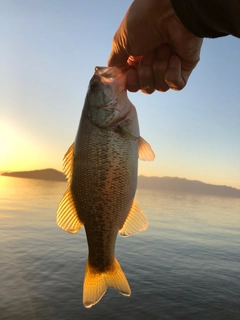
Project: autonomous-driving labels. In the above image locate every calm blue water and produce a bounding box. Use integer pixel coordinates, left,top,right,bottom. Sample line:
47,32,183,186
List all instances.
0,176,240,320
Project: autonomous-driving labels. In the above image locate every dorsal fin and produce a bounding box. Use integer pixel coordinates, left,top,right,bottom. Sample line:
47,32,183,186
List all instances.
63,143,74,183
138,137,155,161
119,198,148,237
56,187,83,234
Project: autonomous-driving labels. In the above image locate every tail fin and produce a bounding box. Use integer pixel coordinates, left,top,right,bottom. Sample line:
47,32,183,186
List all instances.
83,257,131,308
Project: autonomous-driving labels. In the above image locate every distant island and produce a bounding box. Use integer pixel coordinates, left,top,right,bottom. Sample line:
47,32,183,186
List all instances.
1,169,66,182
1,169,240,198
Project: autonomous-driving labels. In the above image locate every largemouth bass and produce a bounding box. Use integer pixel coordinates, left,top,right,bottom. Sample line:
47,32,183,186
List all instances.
56,66,155,308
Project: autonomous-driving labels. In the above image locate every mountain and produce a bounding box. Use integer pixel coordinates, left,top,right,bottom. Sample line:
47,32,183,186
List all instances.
1,169,66,182
137,176,240,198
1,169,240,198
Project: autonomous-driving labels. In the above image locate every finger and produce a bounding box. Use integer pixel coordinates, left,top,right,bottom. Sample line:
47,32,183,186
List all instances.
127,55,142,68
125,56,141,92
125,68,139,92
137,53,155,94
153,45,171,92
165,55,189,90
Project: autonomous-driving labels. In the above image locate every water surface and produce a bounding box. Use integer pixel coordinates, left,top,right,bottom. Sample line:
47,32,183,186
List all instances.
0,176,240,319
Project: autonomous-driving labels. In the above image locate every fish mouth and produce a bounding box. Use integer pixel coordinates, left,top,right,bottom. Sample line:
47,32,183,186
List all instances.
95,65,135,78
92,67,127,94
89,67,123,91
95,66,122,79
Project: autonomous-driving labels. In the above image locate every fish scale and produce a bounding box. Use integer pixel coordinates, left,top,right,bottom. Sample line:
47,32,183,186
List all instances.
56,66,155,308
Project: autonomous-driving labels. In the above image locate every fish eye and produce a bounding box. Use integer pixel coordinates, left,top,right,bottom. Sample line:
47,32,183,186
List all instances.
89,79,99,91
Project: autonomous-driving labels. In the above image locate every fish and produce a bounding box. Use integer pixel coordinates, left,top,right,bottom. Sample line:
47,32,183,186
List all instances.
56,66,155,308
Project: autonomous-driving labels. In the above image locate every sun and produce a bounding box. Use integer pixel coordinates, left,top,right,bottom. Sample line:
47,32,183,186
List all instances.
0,119,45,172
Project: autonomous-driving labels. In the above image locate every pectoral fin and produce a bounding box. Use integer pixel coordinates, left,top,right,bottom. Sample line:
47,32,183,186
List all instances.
56,187,83,234
119,198,148,237
138,136,155,161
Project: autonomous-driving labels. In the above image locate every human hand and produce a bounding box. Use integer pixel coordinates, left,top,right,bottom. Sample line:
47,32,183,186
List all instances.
108,0,203,93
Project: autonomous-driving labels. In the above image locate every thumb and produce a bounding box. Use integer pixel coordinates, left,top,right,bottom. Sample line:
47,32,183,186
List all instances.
108,43,129,67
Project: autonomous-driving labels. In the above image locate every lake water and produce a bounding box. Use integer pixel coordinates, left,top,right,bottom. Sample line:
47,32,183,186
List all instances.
0,176,240,320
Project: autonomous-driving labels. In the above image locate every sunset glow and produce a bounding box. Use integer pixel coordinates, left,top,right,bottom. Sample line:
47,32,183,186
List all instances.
1,0,240,189
0,119,61,172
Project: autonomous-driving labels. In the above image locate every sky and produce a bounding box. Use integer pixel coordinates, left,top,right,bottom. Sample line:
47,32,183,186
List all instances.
1,0,240,189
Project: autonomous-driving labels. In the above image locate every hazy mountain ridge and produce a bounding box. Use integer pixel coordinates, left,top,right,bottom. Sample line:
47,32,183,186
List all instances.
1,169,240,198
138,175,240,198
